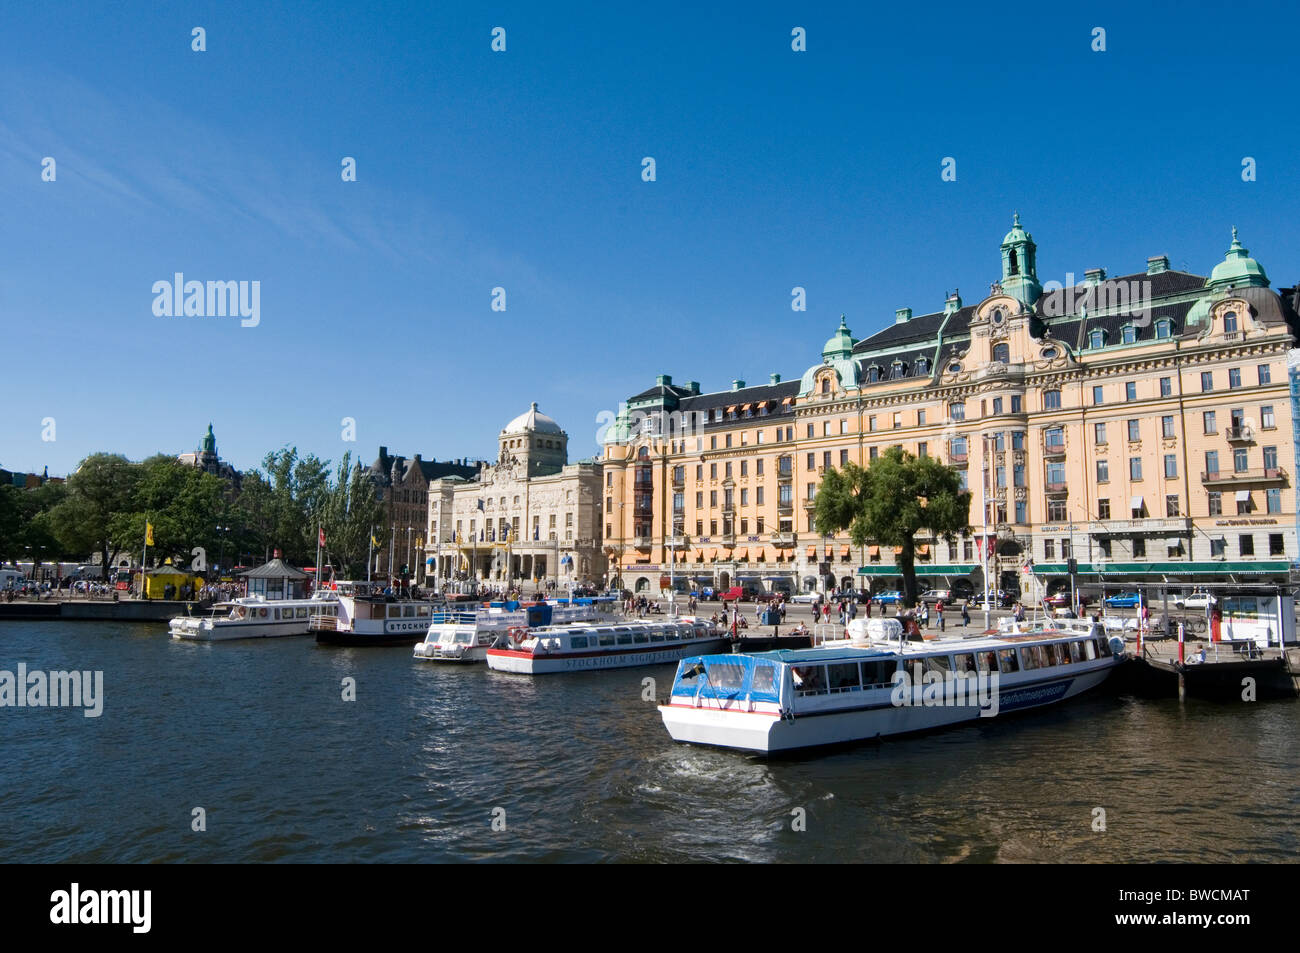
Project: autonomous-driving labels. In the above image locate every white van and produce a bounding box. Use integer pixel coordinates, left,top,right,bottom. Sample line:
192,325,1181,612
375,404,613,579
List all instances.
0,569,27,590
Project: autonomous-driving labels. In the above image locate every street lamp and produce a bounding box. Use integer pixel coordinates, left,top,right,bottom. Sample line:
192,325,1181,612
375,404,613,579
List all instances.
216,525,230,576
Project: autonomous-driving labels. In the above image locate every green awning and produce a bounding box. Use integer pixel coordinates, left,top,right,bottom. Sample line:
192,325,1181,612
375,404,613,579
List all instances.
1033,561,1291,575
857,564,976,575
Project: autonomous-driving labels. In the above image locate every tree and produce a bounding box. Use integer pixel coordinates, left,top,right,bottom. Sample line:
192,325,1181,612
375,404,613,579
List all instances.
259,448,331,564
814,446,971,607
49,454,141,573
320,454,386,577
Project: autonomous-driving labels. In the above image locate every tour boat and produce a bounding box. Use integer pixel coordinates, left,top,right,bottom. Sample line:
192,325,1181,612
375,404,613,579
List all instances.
485,618,731,675
310,581,441,647
169,591,339,641
659,617,1125,754
413,600,613,664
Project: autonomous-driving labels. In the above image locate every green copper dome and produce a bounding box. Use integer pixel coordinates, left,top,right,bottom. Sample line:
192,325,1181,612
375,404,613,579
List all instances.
201,423,217,455
822,314,856,358
1208,227,1269,289
1002,210,1028,247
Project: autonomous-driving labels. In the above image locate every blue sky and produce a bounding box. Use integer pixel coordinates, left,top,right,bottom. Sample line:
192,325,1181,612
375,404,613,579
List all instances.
2,1,1298,477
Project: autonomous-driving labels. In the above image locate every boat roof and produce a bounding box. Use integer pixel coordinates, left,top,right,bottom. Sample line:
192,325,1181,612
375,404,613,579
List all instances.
743,627,1110,664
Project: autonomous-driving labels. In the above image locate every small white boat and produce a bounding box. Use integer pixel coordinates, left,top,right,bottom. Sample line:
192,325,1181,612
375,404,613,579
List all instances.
486,618,730,675
659,617,1125,754
169,591,339,641
413,601,611,664
310,581,438,646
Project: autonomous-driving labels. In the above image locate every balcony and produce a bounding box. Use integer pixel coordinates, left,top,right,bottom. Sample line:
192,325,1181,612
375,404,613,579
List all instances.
633,535,653,548
718,533,737,547
671,474,685,488
1201,467,1287,486
1224,426,1254,443
1044,481,1068,495
1042,440,1067,459
666,535,688,549
777,468,794,481
770,532,796,547
947,449,968,465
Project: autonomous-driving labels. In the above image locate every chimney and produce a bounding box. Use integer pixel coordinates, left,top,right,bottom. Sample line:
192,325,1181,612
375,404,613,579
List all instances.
732,379,746,391
769,372,781,384
655,374,672,387
943,290,962,317
1146,255,1169,275
686,381,700,394
379,446,388,458
1083,268,1106,285
413,454,422,462
895,307,912,324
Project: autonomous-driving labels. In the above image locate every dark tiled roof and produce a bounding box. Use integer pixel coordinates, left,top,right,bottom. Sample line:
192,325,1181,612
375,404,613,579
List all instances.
629,383,695,402
677,379,801,416
855,347,940,387
853,306,974,353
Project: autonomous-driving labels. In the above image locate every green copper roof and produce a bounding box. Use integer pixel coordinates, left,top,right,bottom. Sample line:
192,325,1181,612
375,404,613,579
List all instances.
1208,227,1269,289
800,316,861,396
822,314,856,358
1002,211,1027,247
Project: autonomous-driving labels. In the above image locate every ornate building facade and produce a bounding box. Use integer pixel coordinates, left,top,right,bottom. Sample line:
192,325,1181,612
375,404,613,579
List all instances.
176,424,242,490
423,404,605,590
366,448,481,577
601,219,1299,599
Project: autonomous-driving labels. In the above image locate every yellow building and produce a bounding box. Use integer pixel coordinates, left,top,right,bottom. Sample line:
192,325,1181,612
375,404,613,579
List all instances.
601,219,1299,599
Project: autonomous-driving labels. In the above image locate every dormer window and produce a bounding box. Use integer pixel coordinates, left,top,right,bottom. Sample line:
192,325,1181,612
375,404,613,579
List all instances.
1223,310,1238,333
820,378,831,395
868,365,880,382
914,357,929,375
992,343,1010,364
1121,325,1137,344
1088,329,1107,349
1154,319,1172,339
891,360,905,379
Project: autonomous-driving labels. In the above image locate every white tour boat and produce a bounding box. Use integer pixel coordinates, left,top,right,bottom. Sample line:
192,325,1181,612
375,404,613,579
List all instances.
413,600,614,664
169,590,339,641
310,581,441,647
486,618,731,675
659,617,1125,754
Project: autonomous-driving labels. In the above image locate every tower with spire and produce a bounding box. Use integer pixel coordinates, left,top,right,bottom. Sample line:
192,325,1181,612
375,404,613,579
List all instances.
999,212,1042,310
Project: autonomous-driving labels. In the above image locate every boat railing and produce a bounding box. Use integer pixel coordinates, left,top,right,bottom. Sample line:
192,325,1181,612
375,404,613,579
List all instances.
809,624,847,646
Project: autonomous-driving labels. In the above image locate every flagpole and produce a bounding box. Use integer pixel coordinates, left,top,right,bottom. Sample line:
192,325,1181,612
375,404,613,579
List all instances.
140,514,149,600
367,526,373,584
315,526,322,594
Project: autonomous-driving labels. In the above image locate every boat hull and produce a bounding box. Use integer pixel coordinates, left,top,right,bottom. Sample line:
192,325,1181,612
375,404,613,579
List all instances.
487,637,731,674
170,618,312,641
660,667,1114,754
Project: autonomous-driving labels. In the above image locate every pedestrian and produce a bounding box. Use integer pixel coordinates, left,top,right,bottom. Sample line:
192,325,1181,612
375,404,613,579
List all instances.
961,600,970,628
936,603,944,632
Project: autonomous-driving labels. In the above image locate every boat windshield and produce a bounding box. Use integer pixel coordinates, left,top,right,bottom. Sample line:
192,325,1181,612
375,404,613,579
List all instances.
671,655,782,704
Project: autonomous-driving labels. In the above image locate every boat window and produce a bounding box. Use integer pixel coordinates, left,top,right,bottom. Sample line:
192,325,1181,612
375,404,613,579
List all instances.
1084,640,1097,660
1069,641,1084,663
792,665,826,695
998,648,1020,672
388,605,402,619
633,631,649,644
1056,642,1072,665
708,662,749,693
599,633,616,647
751,664,777,696
1095,637,1111,657
649,630,665,642
665,627,681,641
952,653,976,674
418,605,430,616
1043,643,1060,666
861,660,895,687
404,606,416,618
922,655,951,675
454,631,472,644
976,651,999,673
1018,647,1038,671
617,632,633,645
827,663,861,692
569,635,589,649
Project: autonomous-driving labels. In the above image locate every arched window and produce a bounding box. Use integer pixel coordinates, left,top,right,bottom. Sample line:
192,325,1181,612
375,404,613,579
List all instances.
1223,311,1238,333
1154,319,1172,339
820,378,831,394
1121,325,1137,344
1088,329,1106,349
992,343,1010,364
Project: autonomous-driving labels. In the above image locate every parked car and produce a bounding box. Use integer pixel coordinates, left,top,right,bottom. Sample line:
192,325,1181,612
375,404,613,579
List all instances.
790,592,820,604
1104,591,1143,608
1044,590,1091,609
1174,591,1216,610
872,590,904,606
919,589,953,606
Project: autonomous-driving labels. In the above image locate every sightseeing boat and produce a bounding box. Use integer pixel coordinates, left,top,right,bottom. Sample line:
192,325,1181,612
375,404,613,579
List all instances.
659,617,1125,754
413,600,613,664
485,618,730,675
169,590,339,642
309,581,441,647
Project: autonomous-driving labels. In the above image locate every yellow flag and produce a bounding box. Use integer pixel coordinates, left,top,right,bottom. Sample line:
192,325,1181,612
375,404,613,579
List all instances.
416,537,423,548
145,522,154,547
371,535,379,547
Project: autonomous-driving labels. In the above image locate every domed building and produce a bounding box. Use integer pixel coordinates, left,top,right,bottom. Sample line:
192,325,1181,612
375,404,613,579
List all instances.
424,404,605,592
176,423,242,491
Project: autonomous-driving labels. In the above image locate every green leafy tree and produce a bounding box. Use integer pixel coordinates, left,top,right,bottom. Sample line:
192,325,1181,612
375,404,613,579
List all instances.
259,448,332,564
49,454,141,572
814,446,971,607
320,454,386,577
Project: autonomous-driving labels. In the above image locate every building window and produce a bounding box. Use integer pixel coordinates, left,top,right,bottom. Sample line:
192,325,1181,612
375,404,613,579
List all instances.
806,424,814,439
822,451,832,469
1210,537,1225,557
1098,538,1112,557
1044,539,1055,560
1270,534,1285,556
1046,500,1066,521
918,442,928,458
1208,492,1222,516
695,491,703,508
756,486,764,505
1263,446,1278,471
993,343,1009,364
724,462,732,479
823,421,831,436
1012,430,1026,450
1044,389,1061,410
840,419,849,434
1015,500,1028,523
1133,537,1146,558
868,415,877,431
869,447,878,461
1092,385,1104,405
1127,419,1140,442
1258,364,1272,385
1234,448,1248,473
892,412,901,429
1164,455,1177,478
1121,325,1137,344
1159,377,1172,397
710,463,717,479
806,483,816,500
1162,415,1175,438
1267,488,1282,514
1125,381,1137,401
1130,458,1142,480
1155,319,1172,339
1262,406,1276,429
949,402,965,421
1097,499,1110,519
840,449,849,466
710,490,717,507
1089,329,1106,349
740,488,748,506
1201,372,1213,392
1096,459,1109,483
1047,462,1065,486
1094,422,1107,445
917,409,927,426
1236,493,1252,515
1014,463,1026,487
1166,494,1180,517
806,453,815,470
1240,534,1254,557
1229,367,1242,389
1223,311,1238,333
1045,426,1064,450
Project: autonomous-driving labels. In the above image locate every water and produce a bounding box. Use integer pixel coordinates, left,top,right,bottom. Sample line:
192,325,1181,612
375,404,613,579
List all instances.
1,621,1297,862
